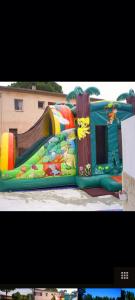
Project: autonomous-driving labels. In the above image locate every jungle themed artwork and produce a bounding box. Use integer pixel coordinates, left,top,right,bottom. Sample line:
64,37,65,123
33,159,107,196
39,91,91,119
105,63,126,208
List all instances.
76,94,92,177
104,102,119,125
77,117,90,140
107,107,118,124
2,129,76,180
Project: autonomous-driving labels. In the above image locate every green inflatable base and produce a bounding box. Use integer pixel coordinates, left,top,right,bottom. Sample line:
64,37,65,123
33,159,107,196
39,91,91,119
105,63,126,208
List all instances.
100,177,122,192
0,174,122,192
0,176,76,192
76,174,122,192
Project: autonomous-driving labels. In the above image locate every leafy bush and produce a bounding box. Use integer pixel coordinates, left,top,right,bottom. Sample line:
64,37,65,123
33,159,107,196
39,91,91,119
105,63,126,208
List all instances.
10,82,63,93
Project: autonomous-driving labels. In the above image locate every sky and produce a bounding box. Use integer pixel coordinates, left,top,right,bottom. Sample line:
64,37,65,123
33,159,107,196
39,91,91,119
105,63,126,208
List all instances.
85,289,135,298
1,81,135,101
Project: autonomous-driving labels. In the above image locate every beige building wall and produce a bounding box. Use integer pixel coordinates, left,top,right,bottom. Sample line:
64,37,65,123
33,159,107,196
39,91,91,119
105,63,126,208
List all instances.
123,192,135,211
122,171,135,211
0,87,76,135
34,290,61,300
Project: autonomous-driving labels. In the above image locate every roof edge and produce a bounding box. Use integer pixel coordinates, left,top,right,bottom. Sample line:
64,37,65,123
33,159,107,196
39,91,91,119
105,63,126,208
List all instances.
0,86,104,102
0,86,67,97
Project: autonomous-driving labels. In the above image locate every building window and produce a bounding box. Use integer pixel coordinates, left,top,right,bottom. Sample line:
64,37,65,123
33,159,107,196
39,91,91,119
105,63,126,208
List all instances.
48,101,56,105
34,292,42,296
9,128,18,136
38,101,45,109
14,99,23,111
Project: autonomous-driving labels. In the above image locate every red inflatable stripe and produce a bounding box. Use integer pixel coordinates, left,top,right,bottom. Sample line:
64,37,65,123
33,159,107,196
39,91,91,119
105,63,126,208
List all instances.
60,106,75,129
58,106,69,129
8,133,15,170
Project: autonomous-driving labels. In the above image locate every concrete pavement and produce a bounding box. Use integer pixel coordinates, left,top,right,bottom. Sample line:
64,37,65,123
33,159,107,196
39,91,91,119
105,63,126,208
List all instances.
0,187,123,211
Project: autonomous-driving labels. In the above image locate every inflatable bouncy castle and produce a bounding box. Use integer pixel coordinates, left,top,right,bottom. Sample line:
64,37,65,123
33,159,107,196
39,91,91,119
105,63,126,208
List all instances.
0,91,134,192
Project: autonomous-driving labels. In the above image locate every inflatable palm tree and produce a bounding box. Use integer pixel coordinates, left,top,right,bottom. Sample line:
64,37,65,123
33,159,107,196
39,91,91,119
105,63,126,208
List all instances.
117,89,135,101
66,86,100,102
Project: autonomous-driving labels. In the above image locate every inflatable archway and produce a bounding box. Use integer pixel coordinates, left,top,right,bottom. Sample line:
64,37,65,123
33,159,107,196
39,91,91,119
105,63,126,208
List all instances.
44,105,75,136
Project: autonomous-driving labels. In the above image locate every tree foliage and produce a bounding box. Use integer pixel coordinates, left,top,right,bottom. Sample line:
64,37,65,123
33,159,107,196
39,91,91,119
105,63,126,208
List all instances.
12,292,22,300
66,86,100,102
0,290,31,300
78,289,86,300
117,89,135,101
85,87,100,96
12,293,30,300
83,294,93,300
0,289,15,300
9,82,63,93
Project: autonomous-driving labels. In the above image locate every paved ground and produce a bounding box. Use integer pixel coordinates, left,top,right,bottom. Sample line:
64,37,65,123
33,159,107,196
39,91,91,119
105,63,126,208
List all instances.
0,187,123,211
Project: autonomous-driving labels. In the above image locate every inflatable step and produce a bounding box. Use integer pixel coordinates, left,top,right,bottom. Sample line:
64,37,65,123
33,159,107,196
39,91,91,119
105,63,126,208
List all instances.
76,175,109,189
100,176,122,192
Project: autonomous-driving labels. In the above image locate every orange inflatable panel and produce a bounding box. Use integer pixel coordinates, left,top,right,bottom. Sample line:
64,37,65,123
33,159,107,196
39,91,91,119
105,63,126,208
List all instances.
59,105,75,129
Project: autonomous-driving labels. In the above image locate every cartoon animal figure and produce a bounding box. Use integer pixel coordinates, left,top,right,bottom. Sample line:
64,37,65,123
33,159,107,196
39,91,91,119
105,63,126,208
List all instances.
77,117,90,140
44,163,61,176
107,108,117,124
52,168,61,176
63,150,76,168
50,164,61,176
45,167,53,176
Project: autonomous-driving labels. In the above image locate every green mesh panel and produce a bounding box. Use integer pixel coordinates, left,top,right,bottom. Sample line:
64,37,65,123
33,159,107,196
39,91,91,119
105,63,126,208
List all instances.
15,136,51,167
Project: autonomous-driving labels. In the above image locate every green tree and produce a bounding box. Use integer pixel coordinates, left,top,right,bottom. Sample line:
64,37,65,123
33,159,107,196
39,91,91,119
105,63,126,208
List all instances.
12,292,21,300
121,290,126,300
126,291,134,300
66,86,100,102
9,82,63,93
12,293,30,300
0,289,15,300
116,89,135,101
27,294,33,300
84,294,93,300
78,289,86,300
